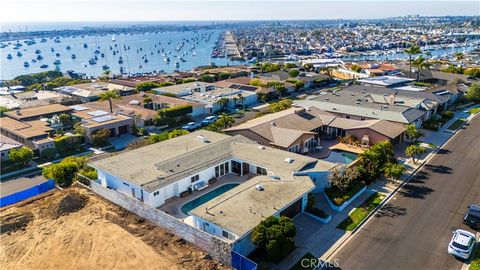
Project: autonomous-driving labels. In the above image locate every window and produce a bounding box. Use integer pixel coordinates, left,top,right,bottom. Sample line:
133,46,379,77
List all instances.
289,145,299,153
346,115,350,119
222,230,229,238
361,117,365,120
215,162,229,178
256,166,267,175
224,162,229,173
215,166,220,178
191,174,199,183
153,191,160,196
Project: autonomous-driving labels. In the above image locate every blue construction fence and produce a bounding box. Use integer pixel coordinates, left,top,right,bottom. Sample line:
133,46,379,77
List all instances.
0,179,55,207
231,251,257,270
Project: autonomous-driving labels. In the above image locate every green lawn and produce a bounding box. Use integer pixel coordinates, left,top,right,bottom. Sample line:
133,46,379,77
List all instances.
468,107,480,115
470,245,480,270
290,253,317,270
337,192,386,231
447,118,466,130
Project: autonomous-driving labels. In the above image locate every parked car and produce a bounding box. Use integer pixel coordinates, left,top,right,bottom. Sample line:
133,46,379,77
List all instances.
464,205,480,230
201,116,218,126
447,229,476,259
182,122,200,131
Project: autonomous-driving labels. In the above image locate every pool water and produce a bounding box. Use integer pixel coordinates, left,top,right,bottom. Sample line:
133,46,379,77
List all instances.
181,183,239,215
323,150,358,164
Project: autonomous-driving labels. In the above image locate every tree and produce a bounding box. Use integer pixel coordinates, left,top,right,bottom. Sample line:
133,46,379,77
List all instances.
98,90,121,113
405,124,423,143
216,97,230,110
274,85,288,97
92,128,111,146
351,64,362,73
269,99,292,113
136,81,161,92
251,216,296,263
58,113,71,128
0,106,9,117
73,122,86,136
466,83,480,103
384,163,405,183
237,93,246,109
217,114,235,128
405,145,426,164
412,56,431,81
357,140,396,184
454,52,464,62
288,69,300,77
200,74,215,83
9,147,34,166
405,45,421,77
218,72,232,80
98,70,111,82
42,156,89,187
328,167,359,193
250,79,263,87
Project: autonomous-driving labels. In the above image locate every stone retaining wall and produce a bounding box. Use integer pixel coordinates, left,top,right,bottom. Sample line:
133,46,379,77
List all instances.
90,181,232,264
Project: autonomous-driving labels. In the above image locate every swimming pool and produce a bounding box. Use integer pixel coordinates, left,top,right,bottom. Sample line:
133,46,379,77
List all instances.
181,183,239,215
322,150,358,164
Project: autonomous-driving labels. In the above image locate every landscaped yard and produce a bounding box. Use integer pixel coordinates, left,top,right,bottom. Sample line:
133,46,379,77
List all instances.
468,107,480,115
337,192,386,231
470,244,480,270
324,180,365,206
447,118,466,130
290,252,317,270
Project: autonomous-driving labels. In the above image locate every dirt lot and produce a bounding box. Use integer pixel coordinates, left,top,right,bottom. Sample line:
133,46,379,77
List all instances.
0,187,229,270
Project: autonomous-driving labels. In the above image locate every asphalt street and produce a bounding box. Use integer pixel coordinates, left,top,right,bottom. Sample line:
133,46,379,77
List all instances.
333,115,480,270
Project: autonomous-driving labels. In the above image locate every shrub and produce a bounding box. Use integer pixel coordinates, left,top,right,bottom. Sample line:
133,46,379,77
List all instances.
159,104,193,118
92,128,111,146
251,216,296,263
441,111,454,119
200,74,215,82
54,134,82,153
41,148,58,160
288,69,300,77
9,146,34,165
136,81,161,92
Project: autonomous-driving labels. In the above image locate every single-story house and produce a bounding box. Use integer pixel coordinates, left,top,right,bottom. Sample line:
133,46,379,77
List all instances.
0,134,23,161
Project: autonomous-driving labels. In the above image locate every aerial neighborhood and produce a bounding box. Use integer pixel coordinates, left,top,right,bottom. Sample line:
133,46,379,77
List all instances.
1,12,480,270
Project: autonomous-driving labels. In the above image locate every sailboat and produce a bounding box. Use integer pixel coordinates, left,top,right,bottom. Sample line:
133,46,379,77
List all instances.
112,35,116,42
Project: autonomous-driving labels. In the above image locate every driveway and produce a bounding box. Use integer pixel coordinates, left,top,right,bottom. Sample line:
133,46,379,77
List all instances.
109,134,140,150
331,114,480,270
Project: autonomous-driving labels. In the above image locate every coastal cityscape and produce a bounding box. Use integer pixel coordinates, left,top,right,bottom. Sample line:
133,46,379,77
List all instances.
1,1,480,270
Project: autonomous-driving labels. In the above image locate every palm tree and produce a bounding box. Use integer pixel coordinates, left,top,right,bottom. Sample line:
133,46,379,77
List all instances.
99,90,121,113
216,97,229,111
98,70,111,82
218,113,235,128
412,56,431,81
405,45,421,78
454,52,464,62
237,93,246,109
425,51,432,60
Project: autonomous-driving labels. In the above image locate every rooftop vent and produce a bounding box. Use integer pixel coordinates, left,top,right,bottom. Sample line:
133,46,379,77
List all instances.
258,145,266,150
255,185,264,191
271,121,276,126
197,135,209,143
284,157,294,163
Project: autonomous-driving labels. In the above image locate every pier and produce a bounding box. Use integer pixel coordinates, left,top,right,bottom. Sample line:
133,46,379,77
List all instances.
224,31,243,60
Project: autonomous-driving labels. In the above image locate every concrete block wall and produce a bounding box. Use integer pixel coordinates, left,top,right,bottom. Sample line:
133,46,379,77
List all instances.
90,181,232,265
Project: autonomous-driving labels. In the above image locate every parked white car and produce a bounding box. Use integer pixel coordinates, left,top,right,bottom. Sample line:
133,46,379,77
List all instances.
182,122,200,131
201,116,218,126
448,229,476,259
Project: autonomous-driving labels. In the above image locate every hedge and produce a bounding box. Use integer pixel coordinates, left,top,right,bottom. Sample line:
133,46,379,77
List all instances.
160,104,192,118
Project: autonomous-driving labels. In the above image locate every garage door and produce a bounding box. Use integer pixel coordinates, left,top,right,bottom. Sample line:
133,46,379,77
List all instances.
280,198,302,218
118,125,128,135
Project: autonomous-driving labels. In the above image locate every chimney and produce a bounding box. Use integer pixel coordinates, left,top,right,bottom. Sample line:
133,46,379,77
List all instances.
294,107,306,115
388,93,395,106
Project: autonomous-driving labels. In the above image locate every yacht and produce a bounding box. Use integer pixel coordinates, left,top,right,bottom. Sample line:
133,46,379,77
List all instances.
40,64,49,68
118,57,123,64
51,47,55,52
24,61,30,67
53,60,61,65
66,45,71,50
71,54,76,59
35,49,41,54
88,58,97,65
55,53,61,57
83,44,88,48
31,59,37,63
16,51,22,57
102,65,110,70
6,54,13,59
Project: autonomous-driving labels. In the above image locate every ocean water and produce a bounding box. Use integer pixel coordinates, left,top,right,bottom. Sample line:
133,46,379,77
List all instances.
0,29,243,80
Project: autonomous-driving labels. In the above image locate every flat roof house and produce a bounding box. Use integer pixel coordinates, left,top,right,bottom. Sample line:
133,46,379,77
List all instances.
89,130,335,256
70,105,133,144
0,117,55,154
56,82,136,102
5,104,73,122
154,82,257,113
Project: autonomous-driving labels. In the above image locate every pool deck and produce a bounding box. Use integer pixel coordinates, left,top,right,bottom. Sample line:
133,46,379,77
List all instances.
158,173,255,219
328,142,366,154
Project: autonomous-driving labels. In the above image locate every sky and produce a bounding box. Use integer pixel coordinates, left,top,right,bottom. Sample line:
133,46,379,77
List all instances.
0,0,478,23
